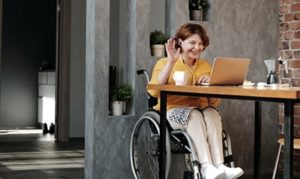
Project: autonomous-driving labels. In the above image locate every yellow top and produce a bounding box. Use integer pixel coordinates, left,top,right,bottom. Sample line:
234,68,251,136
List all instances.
147,57,220,111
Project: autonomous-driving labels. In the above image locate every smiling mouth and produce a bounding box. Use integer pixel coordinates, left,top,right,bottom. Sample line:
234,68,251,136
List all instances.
190,51,200,56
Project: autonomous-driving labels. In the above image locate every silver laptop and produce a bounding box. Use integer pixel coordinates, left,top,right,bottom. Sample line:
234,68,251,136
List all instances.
200,57,251,86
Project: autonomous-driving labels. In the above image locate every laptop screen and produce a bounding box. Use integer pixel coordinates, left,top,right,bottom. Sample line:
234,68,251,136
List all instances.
207,57,251,86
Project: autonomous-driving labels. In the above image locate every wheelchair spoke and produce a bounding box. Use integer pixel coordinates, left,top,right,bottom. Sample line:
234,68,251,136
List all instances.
132,119,159,179
148,156,159,178
130,113,171,179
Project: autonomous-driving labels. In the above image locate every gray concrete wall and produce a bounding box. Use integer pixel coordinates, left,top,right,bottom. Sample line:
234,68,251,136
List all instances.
166,0,279,175
118,0,128,85
69,0,86,137
150,0,165,32
85,0,126,178
110,0,119,68
207,0,279,174
84,0,164,178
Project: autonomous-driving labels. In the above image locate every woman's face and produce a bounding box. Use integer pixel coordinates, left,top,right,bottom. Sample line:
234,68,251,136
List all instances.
180,34,204,60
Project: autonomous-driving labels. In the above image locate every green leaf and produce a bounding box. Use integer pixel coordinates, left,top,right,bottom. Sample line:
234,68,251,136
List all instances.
112,84,132,101
150,30,168,45
189,0,208,10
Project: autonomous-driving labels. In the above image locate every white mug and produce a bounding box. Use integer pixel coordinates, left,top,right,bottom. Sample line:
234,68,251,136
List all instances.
173,71,188,86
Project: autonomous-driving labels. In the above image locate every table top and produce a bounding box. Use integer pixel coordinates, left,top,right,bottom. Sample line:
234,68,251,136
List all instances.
148,84,300,100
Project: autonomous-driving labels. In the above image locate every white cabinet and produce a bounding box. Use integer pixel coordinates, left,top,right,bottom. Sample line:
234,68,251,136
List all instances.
38,71,56,85
39,85,55,97
38,72,47,85
38,71,56,124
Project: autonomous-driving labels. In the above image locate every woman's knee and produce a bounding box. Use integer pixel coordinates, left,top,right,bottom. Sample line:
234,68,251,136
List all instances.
189,109,204,120
202,107,222,127
188,109,205,125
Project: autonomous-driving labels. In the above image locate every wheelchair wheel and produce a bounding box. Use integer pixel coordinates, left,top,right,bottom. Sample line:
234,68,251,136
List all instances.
130,111,171,179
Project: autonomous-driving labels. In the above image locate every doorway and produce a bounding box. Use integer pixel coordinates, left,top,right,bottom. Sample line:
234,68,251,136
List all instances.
0,0,58,140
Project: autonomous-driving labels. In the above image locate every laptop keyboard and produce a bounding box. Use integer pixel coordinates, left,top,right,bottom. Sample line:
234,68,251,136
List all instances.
199,82,209,86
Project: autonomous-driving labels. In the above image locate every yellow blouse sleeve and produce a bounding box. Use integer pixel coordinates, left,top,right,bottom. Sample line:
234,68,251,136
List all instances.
147,58,168,98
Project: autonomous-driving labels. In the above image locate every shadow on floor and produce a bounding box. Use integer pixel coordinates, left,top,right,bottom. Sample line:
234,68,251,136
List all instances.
0,129,84,179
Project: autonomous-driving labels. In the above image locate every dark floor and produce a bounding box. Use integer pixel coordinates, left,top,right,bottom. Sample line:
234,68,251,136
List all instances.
0,129,295,179
0,129,84,179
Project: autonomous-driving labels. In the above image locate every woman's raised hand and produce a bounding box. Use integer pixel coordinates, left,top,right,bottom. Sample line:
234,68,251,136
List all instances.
165,38,180,64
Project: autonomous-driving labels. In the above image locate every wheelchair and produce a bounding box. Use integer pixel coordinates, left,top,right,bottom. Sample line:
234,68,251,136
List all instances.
130,70,235,179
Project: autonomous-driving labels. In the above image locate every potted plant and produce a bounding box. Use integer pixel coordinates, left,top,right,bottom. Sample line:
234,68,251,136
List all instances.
189,0,208,21
150,30,168,57
112,84,132,116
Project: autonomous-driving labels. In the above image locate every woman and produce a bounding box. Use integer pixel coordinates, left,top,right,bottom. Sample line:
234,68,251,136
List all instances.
148,23,244,179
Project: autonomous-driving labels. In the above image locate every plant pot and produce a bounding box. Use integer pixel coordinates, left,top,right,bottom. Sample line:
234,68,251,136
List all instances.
150,44,165,57
112,101,124,116
190,9,203,21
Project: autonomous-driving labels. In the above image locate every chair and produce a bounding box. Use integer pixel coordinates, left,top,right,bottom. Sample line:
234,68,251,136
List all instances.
272,138,300,179
130,69,235,179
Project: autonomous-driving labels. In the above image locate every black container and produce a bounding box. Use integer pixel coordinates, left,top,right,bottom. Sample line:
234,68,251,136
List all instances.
109,66,116,113
266,71,277,84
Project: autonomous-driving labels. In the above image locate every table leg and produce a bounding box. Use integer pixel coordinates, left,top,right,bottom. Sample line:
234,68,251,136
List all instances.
159,91,167,179
284,102,294,179
254,101,261,179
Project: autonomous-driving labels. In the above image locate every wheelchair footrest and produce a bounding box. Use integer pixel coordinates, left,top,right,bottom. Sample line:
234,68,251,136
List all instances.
224,155,234,164
183,171,194,179
171,148,191,154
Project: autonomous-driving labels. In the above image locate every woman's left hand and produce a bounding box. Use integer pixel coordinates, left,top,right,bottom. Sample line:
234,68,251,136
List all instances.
197,75,210,84
165,38,180,64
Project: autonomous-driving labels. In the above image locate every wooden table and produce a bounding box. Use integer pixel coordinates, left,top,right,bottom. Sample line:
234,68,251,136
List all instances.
148,84,300,179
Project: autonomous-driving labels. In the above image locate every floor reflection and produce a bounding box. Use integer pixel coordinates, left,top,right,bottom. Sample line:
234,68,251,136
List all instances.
0,129,84,179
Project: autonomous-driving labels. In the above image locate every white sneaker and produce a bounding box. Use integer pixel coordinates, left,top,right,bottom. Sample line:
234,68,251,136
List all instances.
218,165,244,179
201,164,226,179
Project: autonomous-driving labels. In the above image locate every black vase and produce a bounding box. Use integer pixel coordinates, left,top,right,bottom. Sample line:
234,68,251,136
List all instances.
49,123,55,134
43,123,48,134
109,66,117,114
266,71,277,84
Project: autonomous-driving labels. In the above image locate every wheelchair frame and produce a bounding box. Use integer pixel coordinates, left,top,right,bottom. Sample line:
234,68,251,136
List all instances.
130,69,234,179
